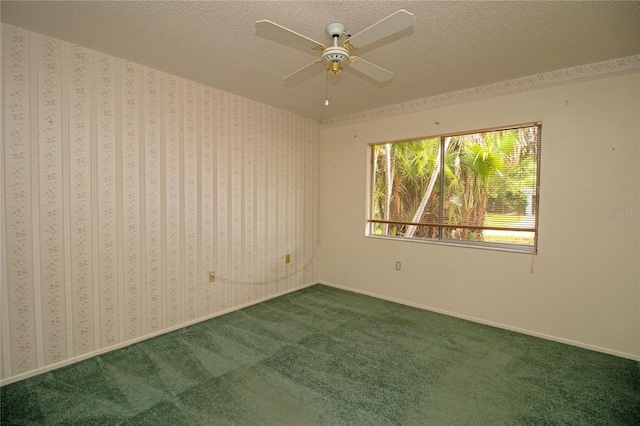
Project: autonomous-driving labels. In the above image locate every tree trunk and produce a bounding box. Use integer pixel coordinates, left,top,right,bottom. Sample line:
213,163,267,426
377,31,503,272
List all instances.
383,143,392,235
404,138,450,238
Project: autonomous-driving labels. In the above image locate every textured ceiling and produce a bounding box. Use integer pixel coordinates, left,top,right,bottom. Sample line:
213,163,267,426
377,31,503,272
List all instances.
2,1,639,121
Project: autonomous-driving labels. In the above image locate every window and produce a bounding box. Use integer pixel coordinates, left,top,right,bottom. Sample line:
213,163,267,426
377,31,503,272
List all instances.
368,123,541,253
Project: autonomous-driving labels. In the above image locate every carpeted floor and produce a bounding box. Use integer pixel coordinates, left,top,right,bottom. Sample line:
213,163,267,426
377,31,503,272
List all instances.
1,284,639,425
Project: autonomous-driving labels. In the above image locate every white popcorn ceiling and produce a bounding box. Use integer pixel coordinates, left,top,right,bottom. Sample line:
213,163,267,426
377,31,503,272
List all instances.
2,1,639,121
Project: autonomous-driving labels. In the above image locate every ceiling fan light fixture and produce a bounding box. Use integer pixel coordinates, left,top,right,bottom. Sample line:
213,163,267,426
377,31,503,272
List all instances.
328,61,342,75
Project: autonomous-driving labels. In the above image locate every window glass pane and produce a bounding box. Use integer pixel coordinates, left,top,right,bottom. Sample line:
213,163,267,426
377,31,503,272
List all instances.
369,124,540,251
371,138,440,238
442,128,538,245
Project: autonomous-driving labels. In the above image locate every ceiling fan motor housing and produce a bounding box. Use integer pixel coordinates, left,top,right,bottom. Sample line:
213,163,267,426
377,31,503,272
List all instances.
322,47,350,65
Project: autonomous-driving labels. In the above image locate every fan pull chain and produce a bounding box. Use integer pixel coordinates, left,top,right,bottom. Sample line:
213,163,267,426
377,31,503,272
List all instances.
325,71,330,106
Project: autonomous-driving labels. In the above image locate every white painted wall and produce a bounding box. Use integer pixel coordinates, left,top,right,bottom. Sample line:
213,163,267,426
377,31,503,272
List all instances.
319,72,640,359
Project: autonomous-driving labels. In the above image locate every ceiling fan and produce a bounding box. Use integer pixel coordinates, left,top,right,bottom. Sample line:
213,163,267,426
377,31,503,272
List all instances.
255,10,415,85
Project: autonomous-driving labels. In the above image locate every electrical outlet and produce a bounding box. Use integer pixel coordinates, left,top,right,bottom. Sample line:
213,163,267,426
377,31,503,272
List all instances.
395,261,402,271
285,254,291,264
208,271,216,282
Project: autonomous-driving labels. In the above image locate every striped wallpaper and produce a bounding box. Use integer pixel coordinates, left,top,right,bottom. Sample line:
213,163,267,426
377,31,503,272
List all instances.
1,24,320,383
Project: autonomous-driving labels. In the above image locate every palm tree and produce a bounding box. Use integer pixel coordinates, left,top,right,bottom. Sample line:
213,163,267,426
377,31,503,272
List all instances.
446,129,530,240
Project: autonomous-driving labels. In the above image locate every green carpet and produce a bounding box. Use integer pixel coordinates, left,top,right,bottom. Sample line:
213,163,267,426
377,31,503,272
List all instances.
1,284,639,425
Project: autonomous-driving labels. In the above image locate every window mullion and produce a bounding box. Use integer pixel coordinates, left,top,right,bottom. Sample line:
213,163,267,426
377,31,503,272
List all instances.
438,136,445,240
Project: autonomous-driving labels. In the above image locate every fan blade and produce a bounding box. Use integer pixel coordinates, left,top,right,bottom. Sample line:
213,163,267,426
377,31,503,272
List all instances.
344,10,414,50
282,60,324,85
348,57,394,82
256,20,326,54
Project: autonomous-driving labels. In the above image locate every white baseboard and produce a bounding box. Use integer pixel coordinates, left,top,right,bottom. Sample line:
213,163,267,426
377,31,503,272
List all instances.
4,280,635,387
0,281,317,387
321,281,640,362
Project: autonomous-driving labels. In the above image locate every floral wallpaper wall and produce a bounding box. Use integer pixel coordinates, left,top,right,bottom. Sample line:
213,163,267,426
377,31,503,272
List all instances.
1,24,320,383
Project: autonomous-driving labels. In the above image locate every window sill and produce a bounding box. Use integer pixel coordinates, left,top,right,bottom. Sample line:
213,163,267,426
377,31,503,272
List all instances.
365,234,537,255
